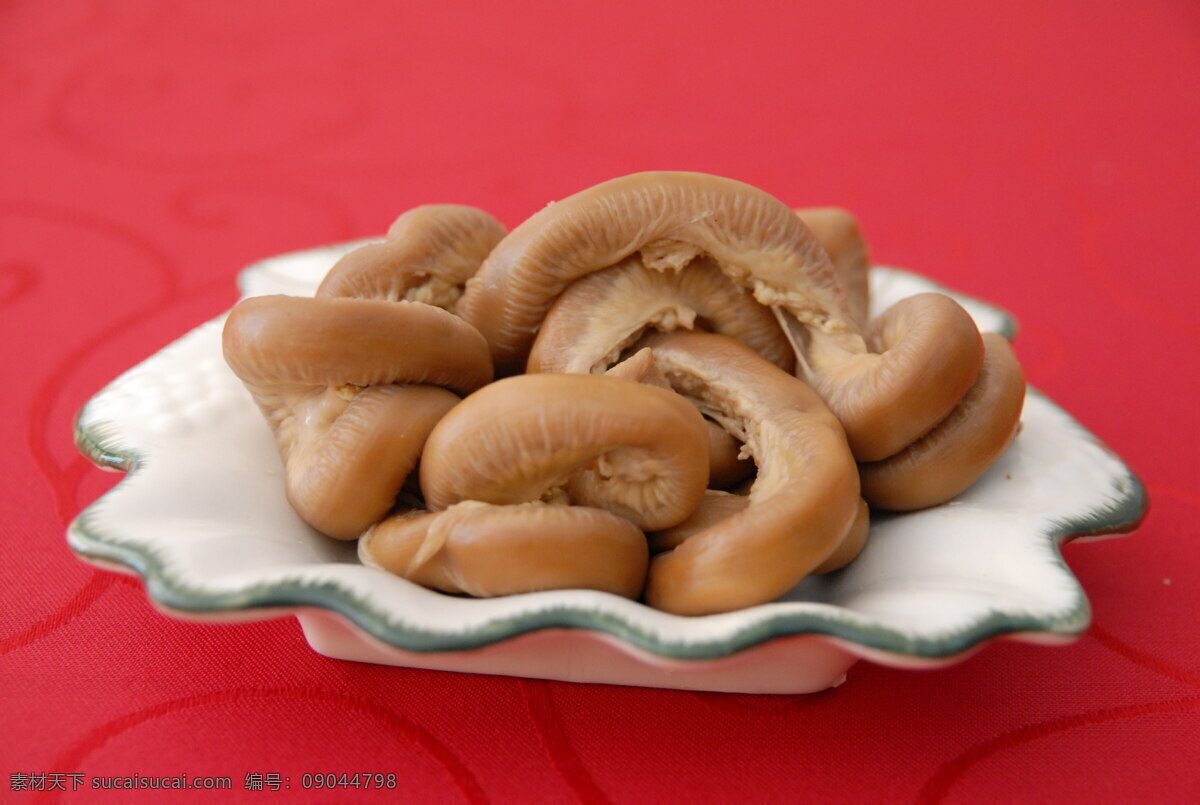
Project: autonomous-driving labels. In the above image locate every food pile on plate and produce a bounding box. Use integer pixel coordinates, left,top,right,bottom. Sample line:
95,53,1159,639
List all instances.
222,172,1025,616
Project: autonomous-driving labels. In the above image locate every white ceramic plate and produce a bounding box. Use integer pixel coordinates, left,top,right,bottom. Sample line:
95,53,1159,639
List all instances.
69,242,1146,693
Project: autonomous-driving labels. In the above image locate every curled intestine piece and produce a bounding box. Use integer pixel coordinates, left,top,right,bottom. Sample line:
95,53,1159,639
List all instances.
224,203,505,539
804,292,985,462
316,204,506,311
358,501,648,599
280,384,459,541
639,331,861,615
224,296,492,394
358,371,712,599
527,255,795,374
418,373,710,531
458,171,855,375
222,294,493,539
859,332,1026,511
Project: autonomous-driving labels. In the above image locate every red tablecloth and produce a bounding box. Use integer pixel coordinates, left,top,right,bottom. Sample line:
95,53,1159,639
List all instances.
2,1,1196,801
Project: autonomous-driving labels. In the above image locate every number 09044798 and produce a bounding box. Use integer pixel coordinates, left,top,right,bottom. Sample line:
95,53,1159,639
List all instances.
300,773,397,790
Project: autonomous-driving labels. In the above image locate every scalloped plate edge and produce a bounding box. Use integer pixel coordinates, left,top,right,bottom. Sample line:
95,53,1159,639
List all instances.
65,259,1148,692
67,390,1147,663
57,549,1095,694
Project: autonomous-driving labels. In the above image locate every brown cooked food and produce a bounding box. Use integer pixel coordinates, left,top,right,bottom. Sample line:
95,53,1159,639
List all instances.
223,172,1027,615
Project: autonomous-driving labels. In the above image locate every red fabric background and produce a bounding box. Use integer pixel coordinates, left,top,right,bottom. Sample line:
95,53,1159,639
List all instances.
2,1,1197,801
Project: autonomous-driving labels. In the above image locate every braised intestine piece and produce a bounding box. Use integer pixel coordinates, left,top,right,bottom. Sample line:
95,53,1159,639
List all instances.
316,204,505,311
804,292,986,462
419,373,709,530
358,373,710,599
858,333,1025,511
358,501,649,599
793,207,1026,508
222,296,492,539
222,205,504,540
527,255,795,374
457,171,853,377
638,331,862,615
